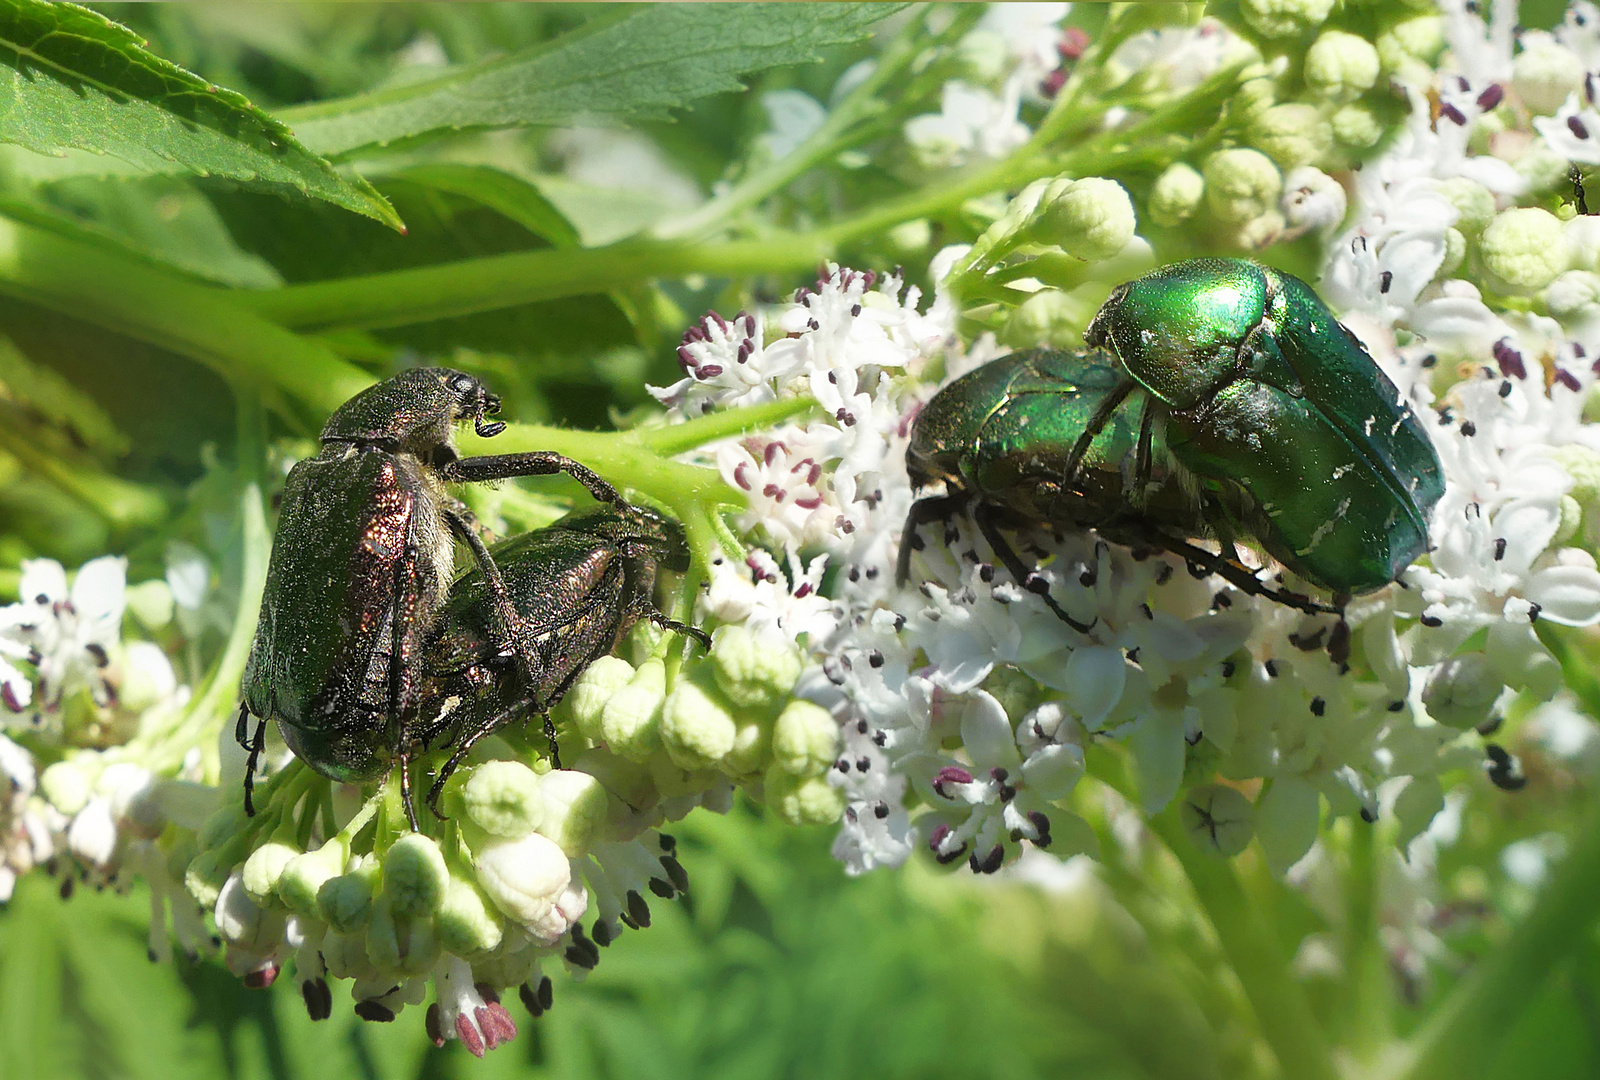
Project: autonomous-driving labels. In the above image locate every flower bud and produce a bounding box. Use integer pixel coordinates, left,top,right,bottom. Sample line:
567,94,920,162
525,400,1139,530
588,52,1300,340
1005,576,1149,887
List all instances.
771,701,840,776
1149,163,1205,226
215,871,283,953
185,848,231,910
456,760,543,839
536,769,609,856
1544,270,1600,326
1031,177,1136,262
1377,15,1444,83
1481,207,1570,291
1422,652,1503,729
436,872,504,955
1233,210,1286,251
711,625,802,710
1305,31,1379,103
197,802,249,852
1203,148,1281,224
474,831,584,944
721,714,772,778
1330,104,1383,149
1515,143,1571,194
564,655,636,741
599,657,668,761
124,579,174,630
277,840,346,918
39,760,92,816
1249,105,1332,169
382,833,449,918
318,856,380,932
1435,177,1495,236
1001,289,1088,349
1239,0,1334,39
660,679,740,770
366,894,441,976
1254,776,1320,876
242,841,300,906
765,771,847,825
1180,784,1255,856
1513,38,1583,116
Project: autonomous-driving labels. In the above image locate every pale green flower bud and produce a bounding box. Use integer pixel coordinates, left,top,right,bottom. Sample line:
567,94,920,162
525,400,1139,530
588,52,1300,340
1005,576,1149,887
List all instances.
366,894,440,976
1305,31,1380,103
1435,177,1495,235
1000,290,1095,349
1180,784,1255,857
535,769,609,856
382,833,449,918
721,714,772,778
1439,227,1467,279
1544,270,1600,320
1377,15,1444,82
1031,177,1137,262
1255,776,1320,876
1149,163,1205,227
184,848,231,910
436,873,504,955
456,760,544,839
599,657,668,761
1281,166,1347,235
1557,494,1585,548
771,700,840,776
277,840,346,918
124,579,174,630
1203,148,1281,224
1249,104,1332,169
1233,75,1279,123
711,625,802,710
886,218,932,255
474,830,584,944
1233,210,1286,250
1552,445,1600,511
242,840,300,907
1239,0,1334,39
1481,207,1570,291
1515,143,1572,194
765,771,847,826
1566,216,1600,272
318,856,379,933
215,871,283,953
564,655,636,740
1513,39,1584,116
1330,103,1383,149
660,679,739,770
39,760,92,816
1422,653,1503,730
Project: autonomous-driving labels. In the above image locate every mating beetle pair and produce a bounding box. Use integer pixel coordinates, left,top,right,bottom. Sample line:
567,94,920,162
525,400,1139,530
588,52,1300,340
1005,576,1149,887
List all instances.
238,368,700,825
900,258,1445,633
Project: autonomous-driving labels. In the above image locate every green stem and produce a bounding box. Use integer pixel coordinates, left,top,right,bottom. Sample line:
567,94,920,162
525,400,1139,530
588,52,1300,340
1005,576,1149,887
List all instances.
0,423,167,529
1384,627,1600,1080
1340,818,1394,1060
1147,806,1340,1080
0,216,369,419
240,236,834,332
639,397,821,456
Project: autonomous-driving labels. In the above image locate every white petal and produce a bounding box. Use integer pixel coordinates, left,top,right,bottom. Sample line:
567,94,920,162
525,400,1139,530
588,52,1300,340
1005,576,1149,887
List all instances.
1492,497,1563,575
1525,565,1600,625
1021,742,1083,801
17,559,67,605
1130,710,1185,813
1256,777,1320,876
960,691,1020,770
1059,646,1127,728
71,556,128,635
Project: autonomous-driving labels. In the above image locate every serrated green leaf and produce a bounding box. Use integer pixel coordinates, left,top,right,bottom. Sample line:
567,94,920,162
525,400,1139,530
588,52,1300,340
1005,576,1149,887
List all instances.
0,0,401,229
284,4,904,158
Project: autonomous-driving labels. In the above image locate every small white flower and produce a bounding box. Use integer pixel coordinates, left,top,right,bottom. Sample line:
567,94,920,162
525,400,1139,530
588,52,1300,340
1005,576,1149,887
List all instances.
428,956,518,1057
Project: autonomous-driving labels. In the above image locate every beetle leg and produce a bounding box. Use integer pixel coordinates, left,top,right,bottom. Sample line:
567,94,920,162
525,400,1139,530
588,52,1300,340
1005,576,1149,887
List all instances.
647,612,712,651
439,452,621,507
1157,535,1340,617
426,702,527,818
444,505,549,697
241,712,266,817
1054,376,1135,514
897,492,968,585
973,505,1096,634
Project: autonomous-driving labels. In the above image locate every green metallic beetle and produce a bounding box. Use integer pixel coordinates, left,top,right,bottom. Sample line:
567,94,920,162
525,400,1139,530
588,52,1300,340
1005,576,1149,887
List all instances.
898,348,1320,629
237,368,626,823
1083,257,1444,597
414,503,708,815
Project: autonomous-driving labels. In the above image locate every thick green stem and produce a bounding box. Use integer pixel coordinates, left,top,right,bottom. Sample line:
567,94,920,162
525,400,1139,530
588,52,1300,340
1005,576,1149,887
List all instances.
0,216,369,418
240,236,834,332
1148,806,1340,1080
1384,627,1600,1080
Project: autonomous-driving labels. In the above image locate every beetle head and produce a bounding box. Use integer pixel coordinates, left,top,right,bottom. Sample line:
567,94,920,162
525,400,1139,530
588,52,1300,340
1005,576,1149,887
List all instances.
322,367,506,453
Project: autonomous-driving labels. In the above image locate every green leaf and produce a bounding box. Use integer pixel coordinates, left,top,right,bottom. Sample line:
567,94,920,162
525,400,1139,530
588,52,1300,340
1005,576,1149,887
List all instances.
283,4,904,158
0,0,401,229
